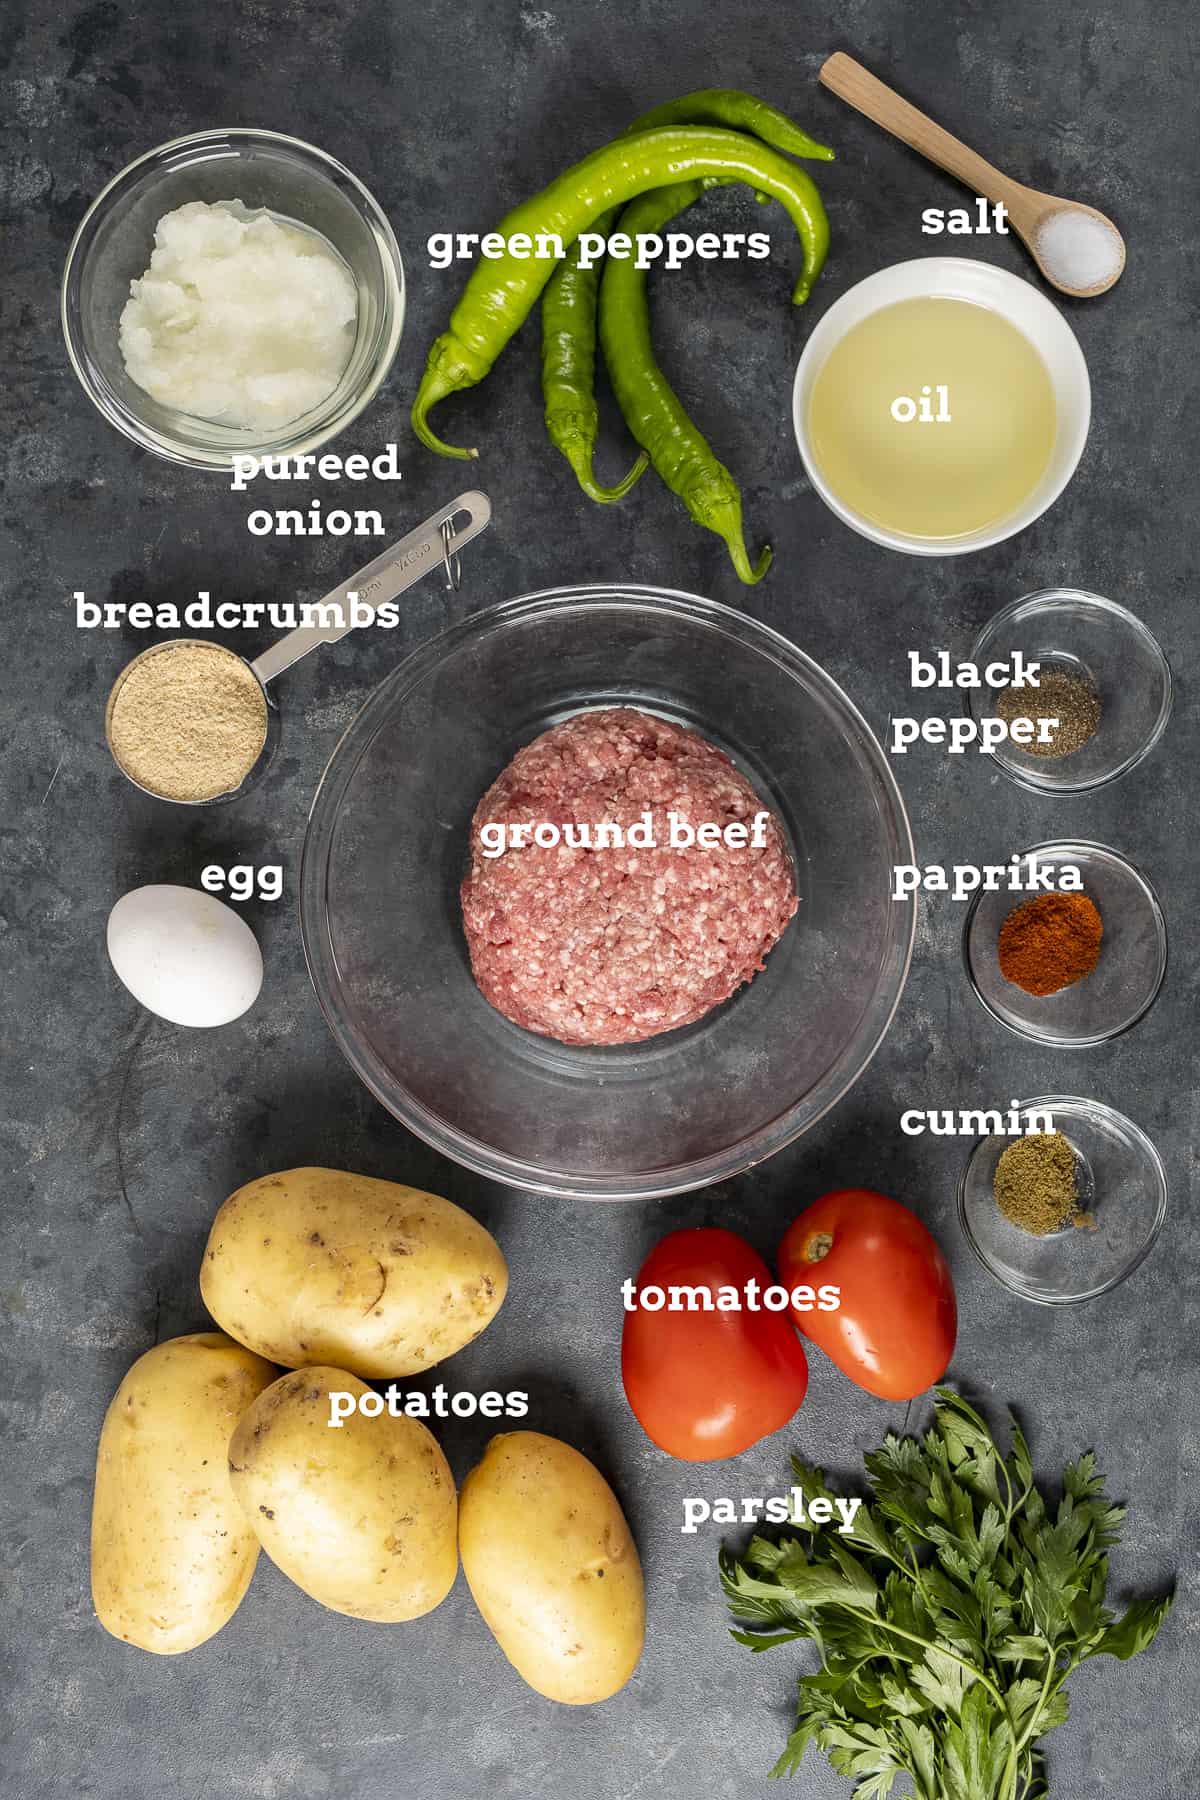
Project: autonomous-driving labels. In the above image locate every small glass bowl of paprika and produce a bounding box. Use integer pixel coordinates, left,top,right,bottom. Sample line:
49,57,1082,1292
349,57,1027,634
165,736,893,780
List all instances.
963,840,1167,1047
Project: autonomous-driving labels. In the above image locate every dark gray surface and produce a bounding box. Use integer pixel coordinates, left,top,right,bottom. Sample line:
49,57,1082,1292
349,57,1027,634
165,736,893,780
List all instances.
3,1,1196,1796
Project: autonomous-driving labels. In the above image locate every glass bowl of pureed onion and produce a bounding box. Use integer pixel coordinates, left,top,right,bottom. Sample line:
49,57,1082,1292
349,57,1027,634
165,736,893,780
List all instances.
301,585,917,1201
62,129,404,470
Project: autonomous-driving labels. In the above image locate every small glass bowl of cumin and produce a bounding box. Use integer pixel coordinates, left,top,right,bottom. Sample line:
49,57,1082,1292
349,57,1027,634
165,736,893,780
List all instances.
965,589,1172,794
958,1095,1167,1305
963,840,1167,1047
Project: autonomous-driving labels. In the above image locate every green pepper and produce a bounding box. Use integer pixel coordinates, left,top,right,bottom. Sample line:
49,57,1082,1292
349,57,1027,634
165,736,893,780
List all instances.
620,88,834,163
412,125,830,460
541,249,649,502
541,91,833,502
599,181,771,584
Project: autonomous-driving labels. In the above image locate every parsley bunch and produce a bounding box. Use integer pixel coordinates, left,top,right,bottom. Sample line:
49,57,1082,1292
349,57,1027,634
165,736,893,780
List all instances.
721,1389,1170,1798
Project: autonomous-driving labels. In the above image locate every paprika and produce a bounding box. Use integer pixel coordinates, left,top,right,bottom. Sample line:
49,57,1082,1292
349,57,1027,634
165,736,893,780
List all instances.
997,892,1103,996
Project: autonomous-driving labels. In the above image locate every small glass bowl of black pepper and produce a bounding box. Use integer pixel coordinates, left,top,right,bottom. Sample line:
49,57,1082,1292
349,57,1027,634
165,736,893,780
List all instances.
966,589,1172,794
963,841,1167,1047
958,1095,1167,1304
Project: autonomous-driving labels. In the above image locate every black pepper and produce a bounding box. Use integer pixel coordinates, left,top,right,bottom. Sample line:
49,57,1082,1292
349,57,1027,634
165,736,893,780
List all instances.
995,667,1101,759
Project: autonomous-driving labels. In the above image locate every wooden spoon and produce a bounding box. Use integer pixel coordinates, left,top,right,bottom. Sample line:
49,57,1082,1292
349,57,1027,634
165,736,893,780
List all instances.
819,52,1125,298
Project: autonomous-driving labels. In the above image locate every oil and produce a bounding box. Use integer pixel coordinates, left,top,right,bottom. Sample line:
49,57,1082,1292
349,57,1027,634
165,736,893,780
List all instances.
806,297,1057,540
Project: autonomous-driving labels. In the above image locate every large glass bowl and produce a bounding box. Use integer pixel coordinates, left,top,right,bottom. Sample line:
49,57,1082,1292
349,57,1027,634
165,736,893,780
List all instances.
300,586,916,1199
62,129,404,470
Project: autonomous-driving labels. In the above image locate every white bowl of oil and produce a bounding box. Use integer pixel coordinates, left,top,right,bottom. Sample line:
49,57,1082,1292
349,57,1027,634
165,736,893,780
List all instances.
792,258,1091,556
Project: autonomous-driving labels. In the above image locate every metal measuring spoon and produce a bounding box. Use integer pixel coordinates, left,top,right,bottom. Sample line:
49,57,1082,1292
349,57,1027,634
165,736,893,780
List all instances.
105,490,491,804
820,54,1126,298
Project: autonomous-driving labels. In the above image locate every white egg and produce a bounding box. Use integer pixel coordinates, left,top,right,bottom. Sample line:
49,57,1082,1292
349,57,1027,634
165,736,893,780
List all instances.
106,885,263,1028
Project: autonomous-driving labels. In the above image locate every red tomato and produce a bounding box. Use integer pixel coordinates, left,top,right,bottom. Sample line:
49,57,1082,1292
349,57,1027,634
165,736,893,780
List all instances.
777,1190,956,1402
621,1227,809,1461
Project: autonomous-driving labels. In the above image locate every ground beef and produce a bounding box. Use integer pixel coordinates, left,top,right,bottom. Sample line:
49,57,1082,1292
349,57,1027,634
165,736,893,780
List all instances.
460,708,797,1046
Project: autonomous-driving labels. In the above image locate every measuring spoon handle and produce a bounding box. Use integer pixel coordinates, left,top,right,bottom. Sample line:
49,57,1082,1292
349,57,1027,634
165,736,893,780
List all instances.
819,52,1026,211
250,490,491,687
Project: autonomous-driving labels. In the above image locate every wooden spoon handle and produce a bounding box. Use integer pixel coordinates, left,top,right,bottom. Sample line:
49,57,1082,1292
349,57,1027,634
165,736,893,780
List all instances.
819,52,1026,210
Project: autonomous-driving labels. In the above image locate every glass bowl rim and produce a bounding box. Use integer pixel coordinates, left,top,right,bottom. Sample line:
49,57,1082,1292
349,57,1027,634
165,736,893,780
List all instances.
960,837,1168,1048
60,126,405,471
965,587,1173,794
299,581,918,1200
956,1091,1168,1305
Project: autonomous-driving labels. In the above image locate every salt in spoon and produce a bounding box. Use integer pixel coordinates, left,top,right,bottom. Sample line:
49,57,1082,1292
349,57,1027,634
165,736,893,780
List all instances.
819,52,1126,298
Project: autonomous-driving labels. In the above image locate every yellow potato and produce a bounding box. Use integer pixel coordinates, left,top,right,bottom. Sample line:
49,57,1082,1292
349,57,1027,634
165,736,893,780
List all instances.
228,1367,457,1621
91,1332,277,1655
459,1431,644,1704
200,1167,507,1378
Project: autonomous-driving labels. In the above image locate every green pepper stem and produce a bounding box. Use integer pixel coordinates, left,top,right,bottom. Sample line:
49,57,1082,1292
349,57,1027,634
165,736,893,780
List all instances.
411,339,482,459
411,398,478,460
727,538,773,584
568,446,649,503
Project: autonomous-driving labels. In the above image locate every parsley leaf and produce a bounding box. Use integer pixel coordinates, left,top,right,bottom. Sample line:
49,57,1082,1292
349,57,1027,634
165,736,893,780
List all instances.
724,1388,1172,1797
